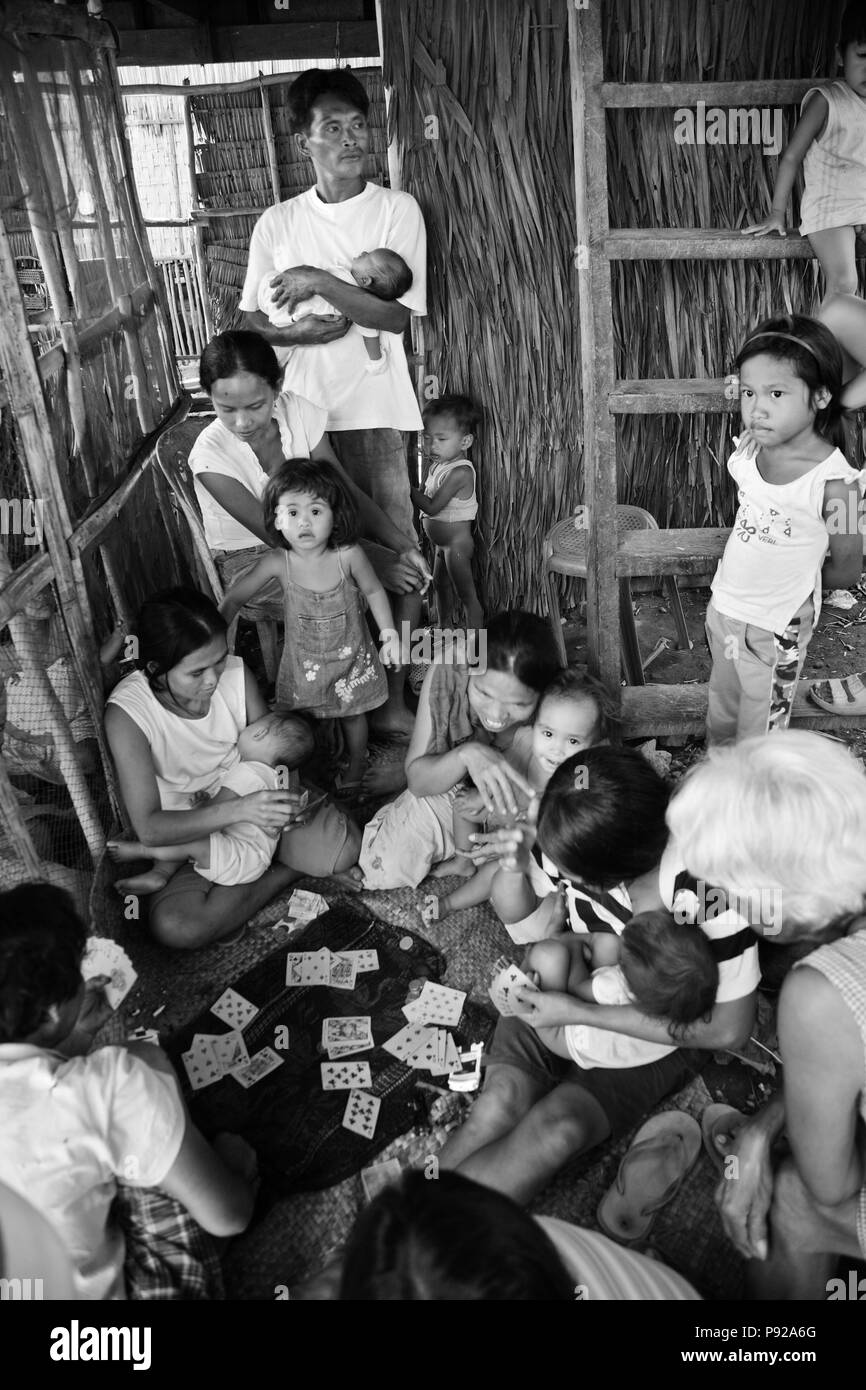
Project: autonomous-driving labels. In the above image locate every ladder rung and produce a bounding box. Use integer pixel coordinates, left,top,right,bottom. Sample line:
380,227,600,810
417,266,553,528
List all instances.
601,79,815,109
611,379,738,413
620,681,866,738
606,229,815,260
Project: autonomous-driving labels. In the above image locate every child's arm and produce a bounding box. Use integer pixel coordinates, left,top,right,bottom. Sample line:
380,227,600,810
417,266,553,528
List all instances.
411,464,474,517
218,552,284,624
513,986,756,1051
742,92,829,236
343,545,401,666
822,478,863,589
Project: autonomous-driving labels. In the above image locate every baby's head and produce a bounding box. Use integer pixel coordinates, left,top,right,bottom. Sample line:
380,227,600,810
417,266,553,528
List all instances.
236,713,314,771
349,248,413,301
531,670,616,780
0,884,86,1046
262,457,360,551
838,3,866,96
536,746,671,892
666,730,866,944
422,395,481,465
619,910,718,1040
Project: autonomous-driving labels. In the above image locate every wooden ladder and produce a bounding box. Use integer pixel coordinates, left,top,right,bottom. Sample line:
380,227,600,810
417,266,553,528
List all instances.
569,3,860,738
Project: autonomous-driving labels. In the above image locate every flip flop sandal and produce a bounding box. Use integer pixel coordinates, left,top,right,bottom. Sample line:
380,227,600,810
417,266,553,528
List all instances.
596,1112,702,1245
809,672,866,714
700,1103,748,1175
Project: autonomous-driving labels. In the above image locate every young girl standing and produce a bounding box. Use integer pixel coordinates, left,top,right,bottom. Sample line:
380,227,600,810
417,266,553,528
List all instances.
220,459,400,793
743,4,866,300
410,395,484,630
706,314,863,743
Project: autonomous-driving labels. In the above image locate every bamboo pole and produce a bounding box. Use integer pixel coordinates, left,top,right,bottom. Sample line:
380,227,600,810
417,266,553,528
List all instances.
0,208,120,832
160,261,185,357
192,221,214,341
0,752,43,881
259,76,281,205
0,553,54,632
173,259,195,355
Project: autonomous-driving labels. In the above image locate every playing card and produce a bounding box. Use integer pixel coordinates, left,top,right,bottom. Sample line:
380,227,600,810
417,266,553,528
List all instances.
212,1029,250,1073
360,1158,402,1201
182,1041,221,1091
341,949,379,974
83,937,137,1010
444,1034,462,1073
300,948,332,985
382,1022,436,1062
405,981,466,1028
322,1016,372,1047
342,1088,381,1139
488,961,539,1017
232,1047,284,1088
321,1061,372,1091
328,953,358,990
211,987,258,1030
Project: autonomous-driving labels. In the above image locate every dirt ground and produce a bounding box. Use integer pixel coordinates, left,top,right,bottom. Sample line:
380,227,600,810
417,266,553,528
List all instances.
559,578,866,766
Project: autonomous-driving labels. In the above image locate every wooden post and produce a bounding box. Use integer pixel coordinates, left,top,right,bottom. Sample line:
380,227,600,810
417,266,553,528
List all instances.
193,221,214,342
568,2,620,690
0,208,120,831
260,76,281,205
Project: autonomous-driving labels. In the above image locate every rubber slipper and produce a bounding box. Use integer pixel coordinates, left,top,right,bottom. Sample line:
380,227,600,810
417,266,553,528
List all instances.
700,1104,748,1175
596,1112,702,1244
809,673,866,714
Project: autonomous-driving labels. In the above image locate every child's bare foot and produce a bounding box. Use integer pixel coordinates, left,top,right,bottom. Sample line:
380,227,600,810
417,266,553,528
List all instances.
114,868,174,896
429,854,475,879
107,838,150,864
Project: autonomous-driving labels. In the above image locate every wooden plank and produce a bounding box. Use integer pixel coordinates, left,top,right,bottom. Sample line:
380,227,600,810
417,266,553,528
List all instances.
601,80,814,109
568,2,620,689
120,64,380,97
0,0,116,47
616,528,730,578
113,21,379,67
259,80,281,205
606,229,815,260
190,206,269,221
0,551,54,632
621,681,866,739
611,378,739,413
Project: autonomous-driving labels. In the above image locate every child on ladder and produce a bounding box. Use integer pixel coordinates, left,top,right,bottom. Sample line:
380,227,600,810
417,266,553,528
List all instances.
743,2,866,300
220,458,401,796
706,314,864,743
411,395,484,631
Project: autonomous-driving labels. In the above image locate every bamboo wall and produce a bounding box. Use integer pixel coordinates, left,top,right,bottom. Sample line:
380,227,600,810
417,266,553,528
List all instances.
0,17,196,905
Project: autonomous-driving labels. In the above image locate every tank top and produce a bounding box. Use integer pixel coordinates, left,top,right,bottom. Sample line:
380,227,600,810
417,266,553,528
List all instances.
106,656,247,809
799,81,866,235
423,458,478,523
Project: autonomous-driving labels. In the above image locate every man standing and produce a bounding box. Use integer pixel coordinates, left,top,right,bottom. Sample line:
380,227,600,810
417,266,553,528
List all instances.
241,68,428,748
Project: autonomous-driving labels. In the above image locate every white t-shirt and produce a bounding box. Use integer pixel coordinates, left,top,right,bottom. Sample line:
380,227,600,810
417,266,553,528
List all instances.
106,655,248,809
189,392,327,553
710,441,864,633
564,965,675,1070
0,1044,185,1300
240,182,426,431
537,1216,700,1300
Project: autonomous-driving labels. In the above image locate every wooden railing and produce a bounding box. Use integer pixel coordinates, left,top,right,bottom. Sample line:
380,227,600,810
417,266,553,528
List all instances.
156,254,209,360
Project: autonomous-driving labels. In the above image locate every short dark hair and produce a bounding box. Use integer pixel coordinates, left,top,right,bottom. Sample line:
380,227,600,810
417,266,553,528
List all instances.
199,330,283,395
620,910,719,1039
338,1170,575,1300
537,747,671,890
422,394,481,437
0,884,87,1043
484,610,560,694
134,588,227,691
537,668,619,743
366,249,413,300
262,458,360,550
840,2,866,47
288,67,369,136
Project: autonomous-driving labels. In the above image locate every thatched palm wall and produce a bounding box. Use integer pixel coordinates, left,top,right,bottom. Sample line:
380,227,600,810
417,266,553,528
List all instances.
380,0,864,612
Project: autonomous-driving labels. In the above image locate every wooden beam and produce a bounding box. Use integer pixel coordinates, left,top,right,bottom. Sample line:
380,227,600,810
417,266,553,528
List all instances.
606,229,815,260
615,529,731,579
114,21,379,66
601,80,814,109
0,0,116,47
620,682,866,739
146,0,207,21
568,3,619,689
120,65,378,97
0,551,54,632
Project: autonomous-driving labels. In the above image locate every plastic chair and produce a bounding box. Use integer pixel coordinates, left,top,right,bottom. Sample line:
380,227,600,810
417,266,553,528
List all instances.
542,504,692,685
154,418,281,682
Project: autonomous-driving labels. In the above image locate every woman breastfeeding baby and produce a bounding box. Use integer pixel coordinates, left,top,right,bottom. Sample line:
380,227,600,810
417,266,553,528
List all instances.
105,588,359,950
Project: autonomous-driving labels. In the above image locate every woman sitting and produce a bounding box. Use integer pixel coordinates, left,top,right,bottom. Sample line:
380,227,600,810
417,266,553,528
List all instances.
105,587,359,949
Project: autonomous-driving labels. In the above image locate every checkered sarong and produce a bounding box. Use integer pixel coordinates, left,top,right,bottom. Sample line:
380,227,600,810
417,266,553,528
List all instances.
794,931,866,1256
115,1185,225,1300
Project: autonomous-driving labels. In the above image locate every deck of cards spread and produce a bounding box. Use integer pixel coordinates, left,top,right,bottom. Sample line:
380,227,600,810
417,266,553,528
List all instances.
488,958,539,1017
286,947,380,989
382,1021,461,1074
402,981,466,1029
83,937,137,1010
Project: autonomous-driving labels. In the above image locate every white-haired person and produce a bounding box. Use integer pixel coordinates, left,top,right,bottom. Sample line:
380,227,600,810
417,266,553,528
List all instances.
666,730,866,1300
